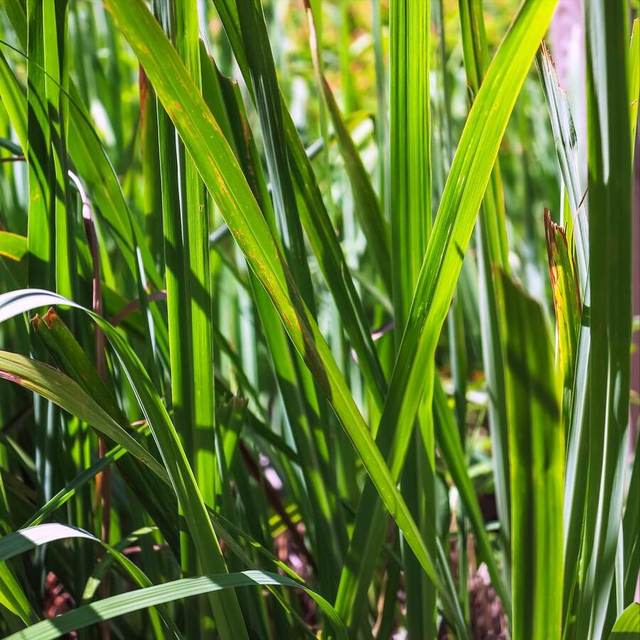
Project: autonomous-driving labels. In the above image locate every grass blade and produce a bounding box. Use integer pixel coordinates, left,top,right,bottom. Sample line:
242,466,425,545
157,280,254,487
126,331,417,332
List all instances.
4,570,348,640
576,2,634,638
609,604,640,639
387,0,435,636
497,271,563,640
628,19,639,156
536,41,592,628
458,0,512,561
543,208,581,390
0,351,167,479
536,42,587,290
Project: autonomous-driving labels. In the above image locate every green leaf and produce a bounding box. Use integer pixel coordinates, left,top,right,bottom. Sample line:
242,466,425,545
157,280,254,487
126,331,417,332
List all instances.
628,19,639,156
536,42,587,291
26,0,53,292
536,42,592,631
0,351,167,479
0,563,37,627
386,0,436,636
496,270,563,640
0,49,27,150
458,0,512,561
577,2,634,638
622,441,640,605
3,569,348,640
609,604,640,639
0,232,27,262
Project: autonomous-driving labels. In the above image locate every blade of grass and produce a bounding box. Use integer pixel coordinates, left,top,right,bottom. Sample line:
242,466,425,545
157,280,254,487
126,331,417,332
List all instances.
24,0,59,529
148,4,199,621
173,0,218,516
576,3,633,639
387,0,436,636
536,42,587,291
628,20,638,157
44,0,75,302
166,5,225,633
370,0,388,217
3,569,348,640
0,562,37,628
609,604,640,639
0,232,27,262
458,0,512,565
543,208,581,390
496,271,563,640
139,69,163,275
535,42,591,628
26,0,53,294
622,434,639,604
0,50,27,154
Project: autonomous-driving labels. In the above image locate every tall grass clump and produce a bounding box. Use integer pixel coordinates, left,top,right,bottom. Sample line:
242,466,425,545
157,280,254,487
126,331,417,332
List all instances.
0,0,638,638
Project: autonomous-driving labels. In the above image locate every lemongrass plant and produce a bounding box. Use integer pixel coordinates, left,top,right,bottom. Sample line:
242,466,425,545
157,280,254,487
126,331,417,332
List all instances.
0,0,638,639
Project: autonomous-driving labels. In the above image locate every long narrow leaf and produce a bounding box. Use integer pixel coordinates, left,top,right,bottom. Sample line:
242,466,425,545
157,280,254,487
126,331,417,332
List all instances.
497,271,563,640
